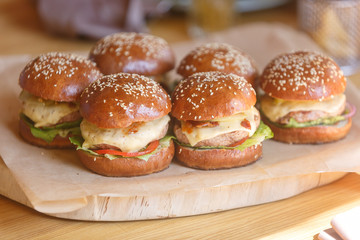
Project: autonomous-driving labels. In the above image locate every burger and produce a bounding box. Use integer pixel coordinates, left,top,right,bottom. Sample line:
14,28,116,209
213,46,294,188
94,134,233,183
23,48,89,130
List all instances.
177,42,258,87
171,71,273,170
89,32,175,90
71,73,174,177
259,51,356,144
18,52,102,148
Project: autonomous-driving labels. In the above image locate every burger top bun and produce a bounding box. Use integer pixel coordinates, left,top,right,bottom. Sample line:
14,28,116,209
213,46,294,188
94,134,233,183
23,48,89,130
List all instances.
80,73,171,129
260,51,346,101
19,52,102,102
89,32,175,75
177,43,258,86
171,71,256,121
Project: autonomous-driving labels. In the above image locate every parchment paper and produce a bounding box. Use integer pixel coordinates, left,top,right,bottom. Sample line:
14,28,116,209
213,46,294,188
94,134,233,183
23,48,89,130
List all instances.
1,23,360,211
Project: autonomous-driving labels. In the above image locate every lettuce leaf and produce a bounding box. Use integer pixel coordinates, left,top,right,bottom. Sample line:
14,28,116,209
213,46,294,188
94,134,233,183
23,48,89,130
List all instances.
233,121,273,151
175,121,273,151
259,106,350,129
281,115,346,128
69,135,175,161
20,113,81,142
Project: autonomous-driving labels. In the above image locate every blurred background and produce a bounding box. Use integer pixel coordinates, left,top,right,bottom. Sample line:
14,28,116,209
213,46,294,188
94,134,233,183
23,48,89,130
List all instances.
0,0,297,54
0,0,359,76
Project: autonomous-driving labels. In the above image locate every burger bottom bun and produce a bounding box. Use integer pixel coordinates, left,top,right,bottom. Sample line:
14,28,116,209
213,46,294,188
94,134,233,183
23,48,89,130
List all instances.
175,143,262,170
77,140,175,177
263,117,352,144
19,118,74,148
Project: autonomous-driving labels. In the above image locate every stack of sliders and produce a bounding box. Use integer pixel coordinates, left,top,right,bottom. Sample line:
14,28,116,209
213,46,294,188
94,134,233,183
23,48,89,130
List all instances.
259,51,356,144
18,52,102,148
171,71,273,170
70,73,174,177
89,32,175,90
177,42,258,87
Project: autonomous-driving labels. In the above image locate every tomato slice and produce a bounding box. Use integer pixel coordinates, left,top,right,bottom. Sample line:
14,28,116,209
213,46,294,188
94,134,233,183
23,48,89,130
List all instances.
228,136,249,147
94,140,160,157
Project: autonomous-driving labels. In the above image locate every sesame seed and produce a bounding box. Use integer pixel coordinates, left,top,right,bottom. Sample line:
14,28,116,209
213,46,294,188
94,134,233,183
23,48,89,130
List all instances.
81,73,170,122
91,32,170,62
178,42,256,77
24,52,98,81
172,71,255,120
260,51,344,100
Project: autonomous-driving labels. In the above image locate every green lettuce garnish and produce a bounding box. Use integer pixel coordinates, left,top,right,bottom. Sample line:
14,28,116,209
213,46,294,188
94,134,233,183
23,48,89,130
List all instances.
233,121,273,151
259,106,350,129
281,115,346,128
69,135,175,161
20,113,81,142
175,121,273,151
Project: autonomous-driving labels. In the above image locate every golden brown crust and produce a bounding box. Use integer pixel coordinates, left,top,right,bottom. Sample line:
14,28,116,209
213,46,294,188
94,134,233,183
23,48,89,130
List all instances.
260,51,346,101
77,140,175,177
262,117,352,144
89,32,175,75
171,72,256,121
177,43,258,87
80,73,171,128
175,143,262,170
19,52,102,102
19,118,74,148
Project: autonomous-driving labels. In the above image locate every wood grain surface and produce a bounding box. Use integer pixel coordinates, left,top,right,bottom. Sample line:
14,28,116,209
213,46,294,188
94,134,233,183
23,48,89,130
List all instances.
1,0,360,239
0,156,348,221
2,171,360,240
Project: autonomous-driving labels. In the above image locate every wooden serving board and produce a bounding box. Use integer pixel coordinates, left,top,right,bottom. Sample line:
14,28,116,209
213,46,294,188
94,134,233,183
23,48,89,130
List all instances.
1,24,360,222
0,157,347,221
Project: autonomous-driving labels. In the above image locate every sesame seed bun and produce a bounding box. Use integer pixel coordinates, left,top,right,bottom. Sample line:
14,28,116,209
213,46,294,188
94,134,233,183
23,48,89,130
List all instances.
259,51,352,144
19,118,74,148
80,73,171,129
260,51,346,101
171,71,261,170
77,140,175,177
262,117,352,144
175,143,262,170
19,52,102,102
177,43,258,87
171,71,256,121
89,32,175,76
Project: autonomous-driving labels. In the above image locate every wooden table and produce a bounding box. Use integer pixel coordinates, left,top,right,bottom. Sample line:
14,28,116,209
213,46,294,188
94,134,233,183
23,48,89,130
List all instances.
1,0,360,239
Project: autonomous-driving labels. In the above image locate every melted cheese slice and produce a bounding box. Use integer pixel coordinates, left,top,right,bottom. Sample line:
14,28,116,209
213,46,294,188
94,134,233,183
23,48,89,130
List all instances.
182,107,258,146
81,115,170,152
20,91,79,127
260,94,346,122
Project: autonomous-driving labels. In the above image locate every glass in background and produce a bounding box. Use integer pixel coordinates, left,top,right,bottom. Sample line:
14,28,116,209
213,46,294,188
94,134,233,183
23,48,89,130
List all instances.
298,0,360,76
187,0,235,38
